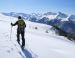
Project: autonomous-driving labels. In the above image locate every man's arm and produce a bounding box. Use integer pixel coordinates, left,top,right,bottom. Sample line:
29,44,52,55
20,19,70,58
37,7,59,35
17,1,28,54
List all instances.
11,21,18,26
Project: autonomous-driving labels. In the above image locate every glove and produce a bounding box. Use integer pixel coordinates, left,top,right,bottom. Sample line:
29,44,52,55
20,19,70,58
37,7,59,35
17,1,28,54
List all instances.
11,23,13,26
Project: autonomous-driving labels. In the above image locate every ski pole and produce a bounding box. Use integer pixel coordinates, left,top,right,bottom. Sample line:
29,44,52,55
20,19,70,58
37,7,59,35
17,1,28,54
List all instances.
10,25,12,41
10,13,12,41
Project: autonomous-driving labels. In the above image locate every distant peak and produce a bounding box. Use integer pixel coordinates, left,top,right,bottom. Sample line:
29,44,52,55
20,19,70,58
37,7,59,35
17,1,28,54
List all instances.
44,12,57,15
56,12,68,18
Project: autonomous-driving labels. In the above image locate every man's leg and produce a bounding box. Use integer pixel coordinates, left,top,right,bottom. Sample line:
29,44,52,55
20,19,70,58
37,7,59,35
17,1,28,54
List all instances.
21,32,25,48
17,31,20,44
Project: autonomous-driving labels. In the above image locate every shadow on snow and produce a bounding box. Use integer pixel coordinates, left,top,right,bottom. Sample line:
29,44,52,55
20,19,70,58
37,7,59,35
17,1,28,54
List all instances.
19,48,33,58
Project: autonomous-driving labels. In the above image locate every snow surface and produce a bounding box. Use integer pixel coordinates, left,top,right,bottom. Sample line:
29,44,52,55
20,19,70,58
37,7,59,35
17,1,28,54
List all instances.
0,13,75,58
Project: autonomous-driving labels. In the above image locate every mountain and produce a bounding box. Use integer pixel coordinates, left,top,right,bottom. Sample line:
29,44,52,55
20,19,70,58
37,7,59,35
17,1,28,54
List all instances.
44,12,57,15
38,17,49,24
2,12,31,20
68,15,75,21
1,13,75,58
56,12,68,19
58,21,75,35
2,12,68,22
2,12,75,36
48,12,68,26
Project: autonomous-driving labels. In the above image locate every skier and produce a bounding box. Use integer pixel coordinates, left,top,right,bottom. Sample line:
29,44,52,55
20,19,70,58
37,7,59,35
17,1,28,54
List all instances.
11,16,26,48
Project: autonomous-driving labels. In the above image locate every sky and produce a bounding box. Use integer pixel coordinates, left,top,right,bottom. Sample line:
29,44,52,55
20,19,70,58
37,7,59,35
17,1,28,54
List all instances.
0,0,75,14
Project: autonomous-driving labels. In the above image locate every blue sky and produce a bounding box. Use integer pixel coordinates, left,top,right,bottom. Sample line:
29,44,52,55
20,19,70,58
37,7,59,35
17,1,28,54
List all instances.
0,0,75,14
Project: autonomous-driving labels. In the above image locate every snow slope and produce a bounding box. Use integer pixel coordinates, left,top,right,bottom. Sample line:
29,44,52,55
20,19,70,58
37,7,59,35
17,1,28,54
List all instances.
0,13,75,58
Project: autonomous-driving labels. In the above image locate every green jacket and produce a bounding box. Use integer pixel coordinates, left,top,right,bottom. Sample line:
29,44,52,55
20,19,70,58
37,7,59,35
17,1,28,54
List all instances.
12,19,26,29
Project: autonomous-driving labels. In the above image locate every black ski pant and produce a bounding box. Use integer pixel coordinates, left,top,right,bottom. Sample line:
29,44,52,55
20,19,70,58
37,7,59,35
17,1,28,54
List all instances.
17,28,25,47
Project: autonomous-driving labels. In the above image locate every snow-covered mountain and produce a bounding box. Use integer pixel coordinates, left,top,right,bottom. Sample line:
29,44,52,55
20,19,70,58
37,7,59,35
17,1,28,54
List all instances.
1,12,69,22
44,12,57,15
2,12,75,37
42,12,57,20
68,15,75,21
56,12,68,19
2,12,31,20
2,12,67,24
1,13,75,58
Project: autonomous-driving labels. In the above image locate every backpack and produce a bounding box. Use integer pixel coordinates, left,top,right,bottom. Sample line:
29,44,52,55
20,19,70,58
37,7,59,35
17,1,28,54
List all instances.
18,19,26,28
